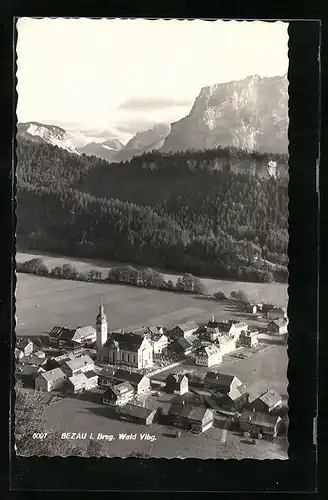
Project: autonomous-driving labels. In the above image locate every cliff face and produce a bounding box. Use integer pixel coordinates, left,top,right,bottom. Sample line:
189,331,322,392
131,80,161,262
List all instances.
114,123,171,162
17,122,81,155
161,75,288,154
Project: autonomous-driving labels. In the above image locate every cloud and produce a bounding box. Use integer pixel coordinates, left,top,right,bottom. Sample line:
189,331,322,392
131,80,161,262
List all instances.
117,96,193,111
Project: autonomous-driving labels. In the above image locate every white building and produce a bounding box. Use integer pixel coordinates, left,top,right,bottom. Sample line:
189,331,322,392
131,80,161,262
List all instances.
195,344,222,367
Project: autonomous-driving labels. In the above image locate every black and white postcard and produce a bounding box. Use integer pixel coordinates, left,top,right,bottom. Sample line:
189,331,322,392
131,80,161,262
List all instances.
14,18,290,460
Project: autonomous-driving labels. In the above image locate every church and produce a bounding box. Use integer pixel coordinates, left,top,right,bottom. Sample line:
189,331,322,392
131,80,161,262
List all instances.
95,302,153,370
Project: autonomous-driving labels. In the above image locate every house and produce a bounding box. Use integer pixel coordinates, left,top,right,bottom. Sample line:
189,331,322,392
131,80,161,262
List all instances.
15,363,45,388
49,325,97,348
195,344,222,367
167,403,214,433
15,338,34,358
100,331,153,369
84,370,98,390
215,320,248,339
200,325,220,342
149,330,168,354
66,373,88,394
102,382,135,406
237,328,259,348
115,404,156,425
19,355,49,370
213,334,236,356
33,350,46,358
35,367,66,392
172,337,194,356
61,354,94,378
97,367,118,388
268,318,288,335
165,373,189,395
212,386,247,411
248,389,282,413
147,325,164,336
248,304,258,314
113,369,151,394
266,307,287,320
204,372,242,394
170,321,199,340
239,410,282,439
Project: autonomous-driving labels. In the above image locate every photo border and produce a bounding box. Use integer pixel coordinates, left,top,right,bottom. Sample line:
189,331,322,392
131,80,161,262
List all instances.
0,14,320,493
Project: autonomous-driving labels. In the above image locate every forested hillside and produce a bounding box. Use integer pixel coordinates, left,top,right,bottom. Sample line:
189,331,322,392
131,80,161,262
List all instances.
16,139,288,283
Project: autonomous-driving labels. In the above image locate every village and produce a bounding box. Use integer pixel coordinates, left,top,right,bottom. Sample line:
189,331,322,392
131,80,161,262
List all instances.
15,299,289,454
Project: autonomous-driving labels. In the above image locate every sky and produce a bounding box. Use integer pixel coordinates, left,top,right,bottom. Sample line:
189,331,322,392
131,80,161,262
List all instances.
16,18,289,146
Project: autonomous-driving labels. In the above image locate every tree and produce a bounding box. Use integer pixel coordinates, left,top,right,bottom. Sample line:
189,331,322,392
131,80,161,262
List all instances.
213,291,226,300
20,258,49,276
230,290,249,303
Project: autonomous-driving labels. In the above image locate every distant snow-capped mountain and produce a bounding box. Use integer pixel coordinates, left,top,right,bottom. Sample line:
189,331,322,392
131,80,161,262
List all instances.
80,138,124,162
17,122,81,155
161,75,288,154
114,123,171,163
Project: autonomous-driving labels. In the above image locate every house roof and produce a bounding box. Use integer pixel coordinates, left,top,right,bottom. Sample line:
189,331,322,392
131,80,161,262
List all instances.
258,389,282,408
240,410,279,428
229,320,248,329
166,373,188,385
215,334,235,346
16,364,44,376
38,367,65,382
197,344,221,357
64,354,94,372
98,367,117,379
205,371,241,388
84,370,98,379
104,332,149,352
105,381,134,397
20,355,47,367
151,333,167,343
147,326,163,336
174,321,198,332
114,369,149,386
116,404,155,420
131,327,151,337
176,338,193,350
49,325,96,343
217,321,232,333
270,318,288,327
168,403,212,422
68,372,88,386
17,338,33,349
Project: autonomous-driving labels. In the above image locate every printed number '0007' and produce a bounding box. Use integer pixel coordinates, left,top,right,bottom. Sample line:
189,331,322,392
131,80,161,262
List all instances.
32,433,48,439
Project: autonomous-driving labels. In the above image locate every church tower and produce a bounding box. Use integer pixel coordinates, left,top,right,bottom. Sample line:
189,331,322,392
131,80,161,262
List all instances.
96,300,108,356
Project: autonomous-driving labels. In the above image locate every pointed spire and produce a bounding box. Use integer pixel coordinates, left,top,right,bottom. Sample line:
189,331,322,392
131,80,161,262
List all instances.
96,298,107,323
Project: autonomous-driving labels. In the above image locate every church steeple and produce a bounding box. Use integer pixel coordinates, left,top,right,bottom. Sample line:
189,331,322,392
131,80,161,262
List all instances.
96,299,107,324
96,299,108,356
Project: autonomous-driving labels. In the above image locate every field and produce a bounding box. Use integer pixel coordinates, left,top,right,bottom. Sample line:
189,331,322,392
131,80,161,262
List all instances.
16,272,287,337
16,251,288,305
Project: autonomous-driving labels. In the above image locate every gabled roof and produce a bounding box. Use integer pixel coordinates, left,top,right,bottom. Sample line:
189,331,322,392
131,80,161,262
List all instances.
258,389,282,409
49,325,96,342
64,354,94,372
20,355,47,367
205,371,241,388
38,367,65,382
174,321,198,332
168,403,212,422
84,370,98,379
240,410,279,428
98,367,117,379
131,327,151,337
114,369,149,386
176,338,193,350
104,332,149,352
197,344,221,357
147,326,163,336
217,321,232,333
17,338,33,349
116,404,155,419
270,318,288,327
166,373,188,385
105,381,134,397
68,372,88,386
16,364,45,376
